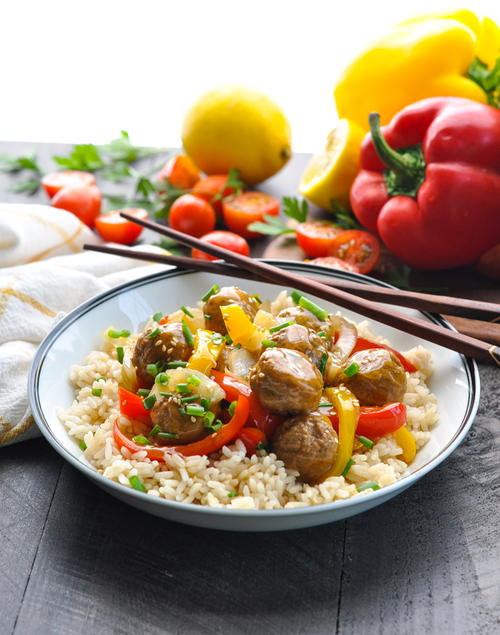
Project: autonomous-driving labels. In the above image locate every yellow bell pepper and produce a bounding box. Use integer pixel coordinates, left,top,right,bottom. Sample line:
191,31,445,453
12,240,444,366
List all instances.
334,10,500,129
323,386,359,479
187,329,225,375
392,426,417,465
220,305,267,353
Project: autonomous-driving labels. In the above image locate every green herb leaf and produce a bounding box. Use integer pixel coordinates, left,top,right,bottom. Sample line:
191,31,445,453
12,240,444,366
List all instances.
10,178,41,195
247,221,293,236
282,196,308,222
330,201,361,230
225,168,246,193
152,312,164,322
0,151,41,174
53,144,105,171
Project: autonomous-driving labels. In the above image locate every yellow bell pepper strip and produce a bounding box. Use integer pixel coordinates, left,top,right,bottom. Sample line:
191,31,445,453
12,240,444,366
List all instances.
334,10,500,129
186,329,225,375
392,426,417,465
220,305,268,353
322,386,359,479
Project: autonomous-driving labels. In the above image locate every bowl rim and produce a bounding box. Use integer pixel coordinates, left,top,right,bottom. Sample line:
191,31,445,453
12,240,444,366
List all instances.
28,260,480,519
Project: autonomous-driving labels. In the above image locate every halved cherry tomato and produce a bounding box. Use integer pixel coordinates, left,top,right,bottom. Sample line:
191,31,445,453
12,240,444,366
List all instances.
192,175,237,214
238,427,267,456
41,171,96,199
51,184,102,228
222,192,280,238
95,208,148,244
191,230,250,261
328,402,407,438
169,194,216,237
328,229,380,274
295,222,343,258
118,386,151,422
157,155,200,190
308,256,356,272
351,337,417,373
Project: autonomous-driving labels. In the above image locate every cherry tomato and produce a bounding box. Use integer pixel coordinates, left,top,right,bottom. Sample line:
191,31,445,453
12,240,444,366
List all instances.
169,194,216,238
191,230,250,261
222,191,280,238
308,256,356,271
295,222,343,258
95,208,148,244
157,155,200,190
237,427,267,456
192,175,237,214
51,185,102,228
41,171,96,199
328,230,380,274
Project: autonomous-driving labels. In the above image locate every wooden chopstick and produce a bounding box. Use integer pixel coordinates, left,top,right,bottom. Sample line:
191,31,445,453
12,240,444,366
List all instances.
84,243,500,321
88,213,500,366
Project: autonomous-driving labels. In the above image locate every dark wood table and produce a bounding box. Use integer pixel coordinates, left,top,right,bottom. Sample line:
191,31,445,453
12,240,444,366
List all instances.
1,143,499,635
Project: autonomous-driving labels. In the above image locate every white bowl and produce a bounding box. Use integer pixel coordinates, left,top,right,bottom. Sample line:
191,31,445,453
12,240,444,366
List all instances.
28,262,479,531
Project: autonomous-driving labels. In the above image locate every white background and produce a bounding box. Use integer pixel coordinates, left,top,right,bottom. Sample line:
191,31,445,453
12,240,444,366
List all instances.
0,0,498,152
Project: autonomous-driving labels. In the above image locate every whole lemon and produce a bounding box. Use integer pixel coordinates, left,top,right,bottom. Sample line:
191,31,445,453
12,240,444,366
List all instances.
182,85,292,185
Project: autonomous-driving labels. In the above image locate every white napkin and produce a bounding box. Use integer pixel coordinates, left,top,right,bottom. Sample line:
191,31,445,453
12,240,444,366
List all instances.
0,246,169,446
0,203,102,266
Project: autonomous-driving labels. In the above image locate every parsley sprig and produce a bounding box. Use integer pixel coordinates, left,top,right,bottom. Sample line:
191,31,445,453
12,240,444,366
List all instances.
0,151,43,195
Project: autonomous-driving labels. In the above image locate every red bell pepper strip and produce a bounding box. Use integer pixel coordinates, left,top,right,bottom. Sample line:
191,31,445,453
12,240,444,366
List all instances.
237,427,267,456
118,386,151,421
350,97,500,270
210,370,284,437
351,337,417,373
113,393,250,460
327,402,406,438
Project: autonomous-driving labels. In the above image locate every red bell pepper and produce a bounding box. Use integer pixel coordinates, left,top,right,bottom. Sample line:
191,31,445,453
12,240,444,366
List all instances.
237,427,267,455
351,337,417,373
328,402,407,438
118,386,151,421
350,97,500,270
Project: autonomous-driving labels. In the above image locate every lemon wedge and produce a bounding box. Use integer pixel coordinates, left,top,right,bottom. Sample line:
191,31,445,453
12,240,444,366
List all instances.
299,119,366,210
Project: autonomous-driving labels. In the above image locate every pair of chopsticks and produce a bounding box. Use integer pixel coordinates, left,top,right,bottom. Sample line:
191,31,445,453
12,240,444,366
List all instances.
84,212,500,366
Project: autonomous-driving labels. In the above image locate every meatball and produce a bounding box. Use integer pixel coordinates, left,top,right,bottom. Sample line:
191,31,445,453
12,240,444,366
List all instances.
150,395,206,445
343,348,407,406
277,306,325,333
273,412,338,484
204,286,258,334
269,323,328,366
249,347,323,415
132,322,192,387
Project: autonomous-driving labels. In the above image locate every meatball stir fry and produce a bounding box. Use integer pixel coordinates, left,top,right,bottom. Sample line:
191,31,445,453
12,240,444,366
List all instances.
114,285,419,487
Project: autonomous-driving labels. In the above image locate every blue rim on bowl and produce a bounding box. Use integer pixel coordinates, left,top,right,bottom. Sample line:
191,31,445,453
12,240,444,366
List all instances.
28,261,480,531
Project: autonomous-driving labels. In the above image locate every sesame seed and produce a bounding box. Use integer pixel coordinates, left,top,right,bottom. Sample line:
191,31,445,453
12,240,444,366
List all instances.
155,340,162,347
162,345,167,352
167,347,174,355
190,416,196,423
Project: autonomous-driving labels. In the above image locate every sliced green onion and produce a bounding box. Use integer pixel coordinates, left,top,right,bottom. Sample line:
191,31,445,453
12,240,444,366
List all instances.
251,294,262,304
341,458,354,478
357,481,380,492
176,383,191,394
201,284,219,302
146,362,161,377
261,339,277,348
318,352,328,376
187,374,201,386
298,296,328,321
228,401,237,417
166,361,187,369
152,311,163,322
91,388,102,397
344,362,360,378
129,475,146,492
228,491,238,498
117,347,124,364
78,440,87,451
185,404,205,416
319,402,333,408
211,334,224,345
157,431,180,439
149,424,160,437
224,334,233,345
132,434,150,445
142,394,157,410
146,328,160,339
137,388,150,397
200,397,210,410
159,392,174,398
291,290,303,304
180,394,199,403
107,328,130,338
155,372,169,386
357,436,374,449
255,442,269,452
97,376,106,382
269,320,294,333
181,305,194,318
203,411,216,428
205,419,223,432
182,319,195,347
318,330,327,338
204,314,212,320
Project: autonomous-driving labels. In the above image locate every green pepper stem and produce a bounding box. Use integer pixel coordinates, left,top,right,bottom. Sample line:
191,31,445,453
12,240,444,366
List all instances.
368,113,417,180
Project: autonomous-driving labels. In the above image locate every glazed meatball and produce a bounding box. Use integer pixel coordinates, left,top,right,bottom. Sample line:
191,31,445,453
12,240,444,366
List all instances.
273,412,338,484
269,323,328,366
277,306,325,333
343,348,407,406
150,395,206,445
249,347,323,415
203,286,258,334
132,322,192,387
